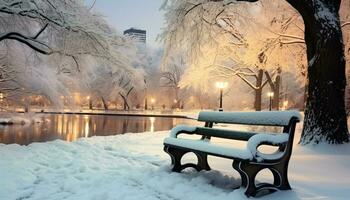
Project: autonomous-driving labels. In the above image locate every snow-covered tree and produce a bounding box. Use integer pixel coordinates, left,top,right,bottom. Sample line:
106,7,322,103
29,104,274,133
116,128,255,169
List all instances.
162,0,350,144
0,0,143,109
160,52,186,108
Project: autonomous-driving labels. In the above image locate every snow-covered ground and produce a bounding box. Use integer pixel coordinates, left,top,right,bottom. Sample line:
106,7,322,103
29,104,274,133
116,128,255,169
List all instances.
1,123,350,200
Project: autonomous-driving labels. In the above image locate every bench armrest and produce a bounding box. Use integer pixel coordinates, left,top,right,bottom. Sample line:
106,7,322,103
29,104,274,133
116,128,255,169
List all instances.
247,133,289,161
169,125,197,138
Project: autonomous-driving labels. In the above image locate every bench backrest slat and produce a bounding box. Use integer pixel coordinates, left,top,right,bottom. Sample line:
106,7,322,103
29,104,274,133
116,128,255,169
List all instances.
197,127,256,141
198,111,301,126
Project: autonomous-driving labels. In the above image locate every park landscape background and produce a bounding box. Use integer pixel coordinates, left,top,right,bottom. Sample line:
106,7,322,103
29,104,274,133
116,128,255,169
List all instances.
1,0,350,199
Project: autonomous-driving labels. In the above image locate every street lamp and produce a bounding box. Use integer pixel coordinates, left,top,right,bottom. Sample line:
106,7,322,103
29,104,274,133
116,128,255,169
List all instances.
267,92,274,111
151,98,155,110
87,96,92,110
216,81,228,111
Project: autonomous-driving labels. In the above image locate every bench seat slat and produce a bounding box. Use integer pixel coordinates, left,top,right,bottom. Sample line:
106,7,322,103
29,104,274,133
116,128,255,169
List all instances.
198,111,301,126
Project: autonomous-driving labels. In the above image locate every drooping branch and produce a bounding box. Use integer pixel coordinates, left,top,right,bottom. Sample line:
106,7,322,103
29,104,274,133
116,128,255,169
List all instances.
0,23,51,54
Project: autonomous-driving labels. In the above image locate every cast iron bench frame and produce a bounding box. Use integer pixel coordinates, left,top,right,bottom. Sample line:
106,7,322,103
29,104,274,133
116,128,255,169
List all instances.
163,111,300,197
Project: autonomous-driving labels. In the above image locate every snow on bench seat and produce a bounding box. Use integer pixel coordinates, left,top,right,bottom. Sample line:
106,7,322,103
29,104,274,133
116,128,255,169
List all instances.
198,110,301,126
164,137,252,160
164,132,289,161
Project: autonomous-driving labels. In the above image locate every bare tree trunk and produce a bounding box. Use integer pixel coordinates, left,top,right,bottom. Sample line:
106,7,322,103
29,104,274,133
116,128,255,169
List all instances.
119,94,130,111
89,99,93,110
254,69,264,111
289,0,349,144
101,97,108,110
265,70,281,110
273,75,281,110
174,86,181,108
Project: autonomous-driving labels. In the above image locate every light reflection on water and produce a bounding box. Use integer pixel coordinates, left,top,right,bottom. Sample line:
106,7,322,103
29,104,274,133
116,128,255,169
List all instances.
0,114,199,145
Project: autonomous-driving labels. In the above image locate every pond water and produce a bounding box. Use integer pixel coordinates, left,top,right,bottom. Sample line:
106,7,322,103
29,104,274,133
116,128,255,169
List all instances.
0,114,200,145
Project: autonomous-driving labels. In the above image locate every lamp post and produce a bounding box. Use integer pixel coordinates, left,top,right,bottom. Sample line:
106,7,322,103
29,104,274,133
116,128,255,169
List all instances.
267,92,274,111
144,79,148,110
216,81,228,111
173,99,178,109
87,96,92,110
151,98,155,110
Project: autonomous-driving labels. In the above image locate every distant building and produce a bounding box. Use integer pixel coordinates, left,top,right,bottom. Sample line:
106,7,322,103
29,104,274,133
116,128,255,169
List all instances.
123,28,146,43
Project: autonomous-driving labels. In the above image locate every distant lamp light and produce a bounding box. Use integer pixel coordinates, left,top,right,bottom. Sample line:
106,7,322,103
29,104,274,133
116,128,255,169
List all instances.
151,98,155,110
151,98,155,104
87,96,90,100
283,100,289,110
267,92,274,97
215,81,228,89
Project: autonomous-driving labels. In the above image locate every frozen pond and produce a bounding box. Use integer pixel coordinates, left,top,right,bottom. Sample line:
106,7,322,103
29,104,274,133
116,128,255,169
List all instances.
0,114,199,145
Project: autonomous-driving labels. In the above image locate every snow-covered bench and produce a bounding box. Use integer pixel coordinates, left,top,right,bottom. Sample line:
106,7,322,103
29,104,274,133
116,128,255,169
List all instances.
163,111,301,197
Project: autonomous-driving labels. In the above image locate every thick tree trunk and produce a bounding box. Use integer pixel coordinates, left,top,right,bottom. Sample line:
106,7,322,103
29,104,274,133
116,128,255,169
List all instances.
289,0,349,144
254,88,262,111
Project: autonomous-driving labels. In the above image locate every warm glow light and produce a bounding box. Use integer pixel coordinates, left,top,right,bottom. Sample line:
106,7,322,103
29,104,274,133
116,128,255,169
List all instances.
84,116,90,138
149,117,155,132
283,100,289,107
87,96,90,100
267,92,274,97
215,81,228,89
174,99,178,103
0,93,4,99
151,98,155,103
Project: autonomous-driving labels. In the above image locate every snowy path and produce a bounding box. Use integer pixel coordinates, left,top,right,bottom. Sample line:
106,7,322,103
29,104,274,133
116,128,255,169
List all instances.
1,126,350,200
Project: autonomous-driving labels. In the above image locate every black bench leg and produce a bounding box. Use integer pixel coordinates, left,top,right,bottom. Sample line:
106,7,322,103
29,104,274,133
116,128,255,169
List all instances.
272,164,291,190
239,162,269,197
195,152,211,171
164,146,208,172
271,168,282,187
232,161,247,187
164,146,188,172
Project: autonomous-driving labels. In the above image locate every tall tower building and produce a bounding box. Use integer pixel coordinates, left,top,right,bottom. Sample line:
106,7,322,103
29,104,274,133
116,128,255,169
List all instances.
123,28,146,43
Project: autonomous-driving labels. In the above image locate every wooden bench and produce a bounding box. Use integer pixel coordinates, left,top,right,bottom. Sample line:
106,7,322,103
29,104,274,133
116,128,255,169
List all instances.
163,111,301,197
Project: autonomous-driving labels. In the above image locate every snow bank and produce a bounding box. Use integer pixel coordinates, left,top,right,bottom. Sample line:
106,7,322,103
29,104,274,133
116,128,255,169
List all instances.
0,118,12,124
1,126,350,200
0,113,43,125
0,116,30,125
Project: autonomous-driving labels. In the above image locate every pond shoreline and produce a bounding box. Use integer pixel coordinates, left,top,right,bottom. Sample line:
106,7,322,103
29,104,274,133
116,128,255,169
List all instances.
38,111,190,119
